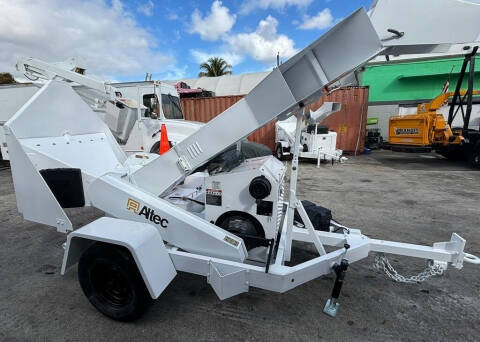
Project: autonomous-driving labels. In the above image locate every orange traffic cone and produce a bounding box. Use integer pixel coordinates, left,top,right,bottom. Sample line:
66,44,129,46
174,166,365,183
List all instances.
159,123,170,155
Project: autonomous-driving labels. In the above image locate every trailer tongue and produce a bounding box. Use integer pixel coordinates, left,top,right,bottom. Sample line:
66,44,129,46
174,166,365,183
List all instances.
4,0,480,321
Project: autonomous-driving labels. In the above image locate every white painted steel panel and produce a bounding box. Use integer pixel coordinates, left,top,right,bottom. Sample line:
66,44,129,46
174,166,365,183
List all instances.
370,0,480,54
88,174,248,262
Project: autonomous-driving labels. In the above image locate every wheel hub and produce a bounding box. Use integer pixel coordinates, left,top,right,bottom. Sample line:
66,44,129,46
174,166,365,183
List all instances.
91,260,132,308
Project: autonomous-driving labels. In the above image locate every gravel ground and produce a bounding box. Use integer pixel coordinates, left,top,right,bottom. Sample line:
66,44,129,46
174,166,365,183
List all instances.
0,150,479,342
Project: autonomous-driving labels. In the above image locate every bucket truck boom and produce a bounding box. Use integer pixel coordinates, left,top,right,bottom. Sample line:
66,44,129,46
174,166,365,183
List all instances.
16,57,117,99
13,57,202,155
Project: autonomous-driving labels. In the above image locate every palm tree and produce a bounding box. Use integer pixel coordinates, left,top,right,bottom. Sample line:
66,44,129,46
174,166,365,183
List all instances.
0,72,15,84
198,57,232,77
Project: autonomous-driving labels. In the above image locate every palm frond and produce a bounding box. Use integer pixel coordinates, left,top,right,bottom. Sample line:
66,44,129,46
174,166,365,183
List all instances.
198,57,233,77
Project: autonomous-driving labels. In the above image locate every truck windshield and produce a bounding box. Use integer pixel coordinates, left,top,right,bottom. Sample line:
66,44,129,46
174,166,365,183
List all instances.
161,94,184,120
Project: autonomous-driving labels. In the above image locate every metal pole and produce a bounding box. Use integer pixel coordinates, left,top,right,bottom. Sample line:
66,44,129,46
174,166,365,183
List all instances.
448,56,469,125
464,51,476,131
285,106,306,262
137,87,142,122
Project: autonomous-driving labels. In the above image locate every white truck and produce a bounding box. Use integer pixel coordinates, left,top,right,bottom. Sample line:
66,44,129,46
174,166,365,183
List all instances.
275,102,344,165
4,0,480,322
0,57,202,160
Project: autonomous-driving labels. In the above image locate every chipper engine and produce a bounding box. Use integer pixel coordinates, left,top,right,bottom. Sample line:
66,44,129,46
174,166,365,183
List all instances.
4,0,480,322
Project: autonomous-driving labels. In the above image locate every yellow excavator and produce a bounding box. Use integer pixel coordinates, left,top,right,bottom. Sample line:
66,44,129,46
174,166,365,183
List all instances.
388,47,480,168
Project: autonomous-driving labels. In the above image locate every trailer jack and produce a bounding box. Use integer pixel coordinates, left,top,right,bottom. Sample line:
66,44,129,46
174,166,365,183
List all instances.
324,255,350,317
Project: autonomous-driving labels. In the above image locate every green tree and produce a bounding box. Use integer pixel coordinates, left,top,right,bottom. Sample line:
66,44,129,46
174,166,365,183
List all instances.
198,57,232,77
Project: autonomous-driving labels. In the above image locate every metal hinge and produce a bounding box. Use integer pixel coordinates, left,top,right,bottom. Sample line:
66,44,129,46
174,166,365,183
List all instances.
177,155,191,172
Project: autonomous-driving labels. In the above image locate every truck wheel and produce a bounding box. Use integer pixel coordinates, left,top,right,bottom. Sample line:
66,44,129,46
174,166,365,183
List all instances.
468,148,480,169
275,144,284,160
150,142,160,154
78,242,153,321
150,141,172,154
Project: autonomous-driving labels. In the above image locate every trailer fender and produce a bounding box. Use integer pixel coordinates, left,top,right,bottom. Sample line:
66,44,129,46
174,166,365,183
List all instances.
61,217,176,299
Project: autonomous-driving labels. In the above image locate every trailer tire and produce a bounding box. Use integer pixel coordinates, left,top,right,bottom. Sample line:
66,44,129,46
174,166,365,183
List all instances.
78,242,153,321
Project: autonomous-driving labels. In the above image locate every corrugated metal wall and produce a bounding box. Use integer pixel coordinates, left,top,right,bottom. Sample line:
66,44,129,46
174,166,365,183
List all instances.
181,95,244,123
181,95,276,150
180,87,369,153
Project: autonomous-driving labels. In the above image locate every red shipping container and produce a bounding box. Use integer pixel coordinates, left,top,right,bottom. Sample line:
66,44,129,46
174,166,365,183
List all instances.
180,87,369,154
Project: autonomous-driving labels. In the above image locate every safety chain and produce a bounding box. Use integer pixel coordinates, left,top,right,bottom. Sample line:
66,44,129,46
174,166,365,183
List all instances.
373,253,445,284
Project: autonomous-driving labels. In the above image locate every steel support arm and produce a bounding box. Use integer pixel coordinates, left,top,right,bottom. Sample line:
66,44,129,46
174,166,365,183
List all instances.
16,57,117,101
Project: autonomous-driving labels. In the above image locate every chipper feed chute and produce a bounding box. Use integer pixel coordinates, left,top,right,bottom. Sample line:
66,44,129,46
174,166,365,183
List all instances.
4,0,480,322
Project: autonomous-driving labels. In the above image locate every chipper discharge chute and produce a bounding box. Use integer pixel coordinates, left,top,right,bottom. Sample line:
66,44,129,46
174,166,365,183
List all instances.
4,0,480,321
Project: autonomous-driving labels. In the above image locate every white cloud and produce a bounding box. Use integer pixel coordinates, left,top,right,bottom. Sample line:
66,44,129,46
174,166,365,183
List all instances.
298,8,334,30
157,65,188,80
189,1,236,41
0,0,175,79
240,0,313,14
227,16,297,64
138,0,154,17
190,49,244,66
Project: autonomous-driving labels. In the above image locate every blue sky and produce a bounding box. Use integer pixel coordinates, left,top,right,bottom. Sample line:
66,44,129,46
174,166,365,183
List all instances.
123,0,373,80
0,0,372,82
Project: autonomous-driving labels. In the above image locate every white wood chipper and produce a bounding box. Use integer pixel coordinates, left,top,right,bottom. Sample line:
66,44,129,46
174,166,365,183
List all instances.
4,0,480,321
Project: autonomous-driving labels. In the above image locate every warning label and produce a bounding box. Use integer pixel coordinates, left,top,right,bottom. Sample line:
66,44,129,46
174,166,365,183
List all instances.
206,188,222,206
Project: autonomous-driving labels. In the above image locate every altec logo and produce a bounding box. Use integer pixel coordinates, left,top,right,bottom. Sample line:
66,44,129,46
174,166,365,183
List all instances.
126,198,169,228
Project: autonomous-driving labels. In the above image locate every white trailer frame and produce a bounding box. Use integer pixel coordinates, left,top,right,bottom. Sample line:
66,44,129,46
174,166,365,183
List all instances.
4,0,480,320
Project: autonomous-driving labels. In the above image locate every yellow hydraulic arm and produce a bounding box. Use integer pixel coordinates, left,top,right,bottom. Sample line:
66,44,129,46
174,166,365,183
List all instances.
419,90,480,114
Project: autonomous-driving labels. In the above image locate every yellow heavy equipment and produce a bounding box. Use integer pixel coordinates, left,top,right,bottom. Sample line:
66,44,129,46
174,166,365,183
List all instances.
389,90,478,151
388,47,480,168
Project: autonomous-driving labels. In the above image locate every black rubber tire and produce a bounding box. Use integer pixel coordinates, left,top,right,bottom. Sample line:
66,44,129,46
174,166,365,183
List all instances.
468,148,480,169
275,144,285,160
78,242,153,321
150,142,160,154
217,213,264,250
150,141,172,154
